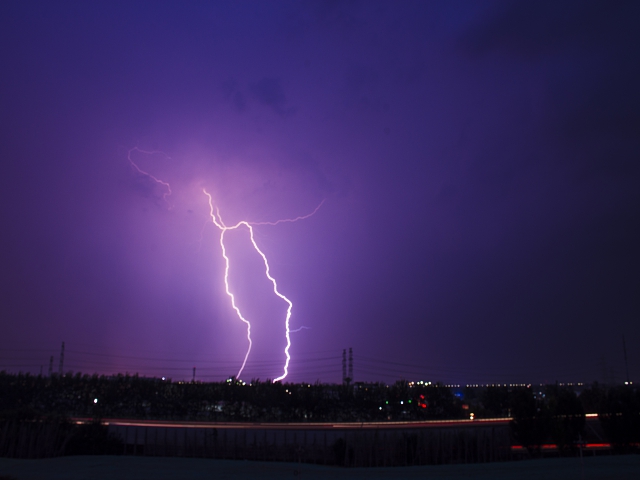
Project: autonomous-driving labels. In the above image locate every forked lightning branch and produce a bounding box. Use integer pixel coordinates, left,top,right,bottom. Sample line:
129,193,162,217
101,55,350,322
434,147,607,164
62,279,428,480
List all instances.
128,148,322,382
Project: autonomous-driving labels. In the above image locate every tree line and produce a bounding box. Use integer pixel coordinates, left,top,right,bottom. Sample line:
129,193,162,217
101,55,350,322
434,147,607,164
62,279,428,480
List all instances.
1,371,638,453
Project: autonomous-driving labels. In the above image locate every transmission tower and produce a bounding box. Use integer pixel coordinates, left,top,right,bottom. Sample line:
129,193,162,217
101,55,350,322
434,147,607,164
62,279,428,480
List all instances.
342,349,347,383
58,341,65,375
623,334,630,384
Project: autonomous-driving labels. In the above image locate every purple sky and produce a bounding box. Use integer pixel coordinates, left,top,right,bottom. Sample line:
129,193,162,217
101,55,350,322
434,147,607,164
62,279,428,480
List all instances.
1,1,639,385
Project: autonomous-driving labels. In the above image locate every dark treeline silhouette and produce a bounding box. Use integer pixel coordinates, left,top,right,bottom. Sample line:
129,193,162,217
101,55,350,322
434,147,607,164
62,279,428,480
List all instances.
0,372,463,423
494,383,640,455
1,371,639,457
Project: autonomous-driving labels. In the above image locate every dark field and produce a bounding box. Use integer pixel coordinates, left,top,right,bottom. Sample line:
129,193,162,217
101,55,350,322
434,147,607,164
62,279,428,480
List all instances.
1,455,640,480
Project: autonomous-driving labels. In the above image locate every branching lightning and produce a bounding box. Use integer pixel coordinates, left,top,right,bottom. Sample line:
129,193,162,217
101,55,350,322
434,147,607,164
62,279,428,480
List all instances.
204,189,323,382
127,147,172,205
126,147,323,383
289,326,311,333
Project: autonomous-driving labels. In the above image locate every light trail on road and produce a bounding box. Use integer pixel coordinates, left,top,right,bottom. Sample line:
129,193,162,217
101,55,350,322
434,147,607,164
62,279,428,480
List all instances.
80,417,513,430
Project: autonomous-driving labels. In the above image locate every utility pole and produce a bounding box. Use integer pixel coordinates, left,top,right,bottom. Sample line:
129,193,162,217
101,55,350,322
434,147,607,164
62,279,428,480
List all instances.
58,341,65,375
193,366,196,383
342,349,347,384
623,334,630,384
348,347,353,383
48,356,53,376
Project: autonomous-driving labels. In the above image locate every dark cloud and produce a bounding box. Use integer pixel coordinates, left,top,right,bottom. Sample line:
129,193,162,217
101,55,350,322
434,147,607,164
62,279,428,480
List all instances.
250,77,295,116
558,66,640,180
458,0,637,58
457,0,640,183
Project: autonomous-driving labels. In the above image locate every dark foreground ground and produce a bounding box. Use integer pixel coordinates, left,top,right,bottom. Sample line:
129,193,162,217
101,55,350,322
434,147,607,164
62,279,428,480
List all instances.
1,455,639,480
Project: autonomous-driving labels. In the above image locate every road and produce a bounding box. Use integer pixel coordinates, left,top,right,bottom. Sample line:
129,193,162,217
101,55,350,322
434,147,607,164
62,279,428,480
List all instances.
83,417,510,429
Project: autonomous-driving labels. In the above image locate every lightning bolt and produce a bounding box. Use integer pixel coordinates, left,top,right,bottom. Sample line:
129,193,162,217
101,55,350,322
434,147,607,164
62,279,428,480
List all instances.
127,147,172,205
126,147,322,383
289,326,311,333
204,189,322,382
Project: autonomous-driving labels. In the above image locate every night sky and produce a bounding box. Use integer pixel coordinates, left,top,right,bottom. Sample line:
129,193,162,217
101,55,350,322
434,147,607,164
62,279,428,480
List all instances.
1,1,639,386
